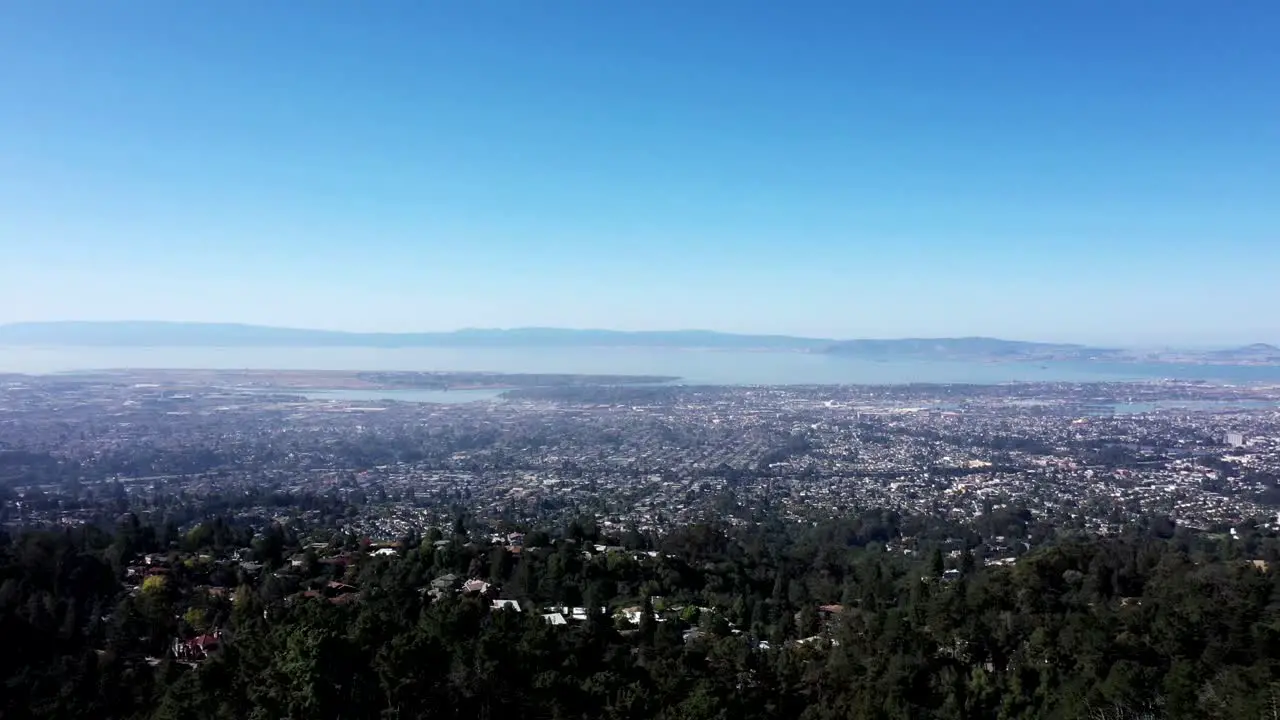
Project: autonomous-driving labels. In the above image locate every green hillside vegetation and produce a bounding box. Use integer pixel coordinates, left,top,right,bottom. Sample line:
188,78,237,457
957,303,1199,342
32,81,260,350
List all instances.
4,514,1280,719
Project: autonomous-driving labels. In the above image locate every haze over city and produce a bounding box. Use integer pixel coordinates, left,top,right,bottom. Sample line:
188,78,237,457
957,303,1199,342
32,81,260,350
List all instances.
10,4,1280,719
3,2,1278,346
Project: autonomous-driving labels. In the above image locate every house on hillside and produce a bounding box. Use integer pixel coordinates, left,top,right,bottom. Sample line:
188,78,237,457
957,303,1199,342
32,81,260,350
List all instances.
462,579,492,595
172,631,223,662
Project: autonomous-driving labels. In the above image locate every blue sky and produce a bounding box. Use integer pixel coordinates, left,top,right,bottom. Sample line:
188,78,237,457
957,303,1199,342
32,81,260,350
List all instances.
2,1,1277,345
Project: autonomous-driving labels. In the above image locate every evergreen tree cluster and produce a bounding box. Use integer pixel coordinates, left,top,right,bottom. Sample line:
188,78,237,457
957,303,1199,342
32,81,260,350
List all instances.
4,514,1280,719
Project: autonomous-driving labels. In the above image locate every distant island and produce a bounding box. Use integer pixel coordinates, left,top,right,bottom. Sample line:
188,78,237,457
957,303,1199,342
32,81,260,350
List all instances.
1,321,1277,366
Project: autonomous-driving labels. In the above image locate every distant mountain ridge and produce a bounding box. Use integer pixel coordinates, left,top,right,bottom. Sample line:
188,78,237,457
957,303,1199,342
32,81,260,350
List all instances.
0,321,827,350
822,337,1122,362
0,322,1275,365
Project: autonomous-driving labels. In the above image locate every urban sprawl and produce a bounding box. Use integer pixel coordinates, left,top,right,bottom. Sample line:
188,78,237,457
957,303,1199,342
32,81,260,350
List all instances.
4,371,1279,547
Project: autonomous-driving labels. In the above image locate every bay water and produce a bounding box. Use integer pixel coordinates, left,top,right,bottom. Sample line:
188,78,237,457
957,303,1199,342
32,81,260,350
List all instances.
4,346,1280,386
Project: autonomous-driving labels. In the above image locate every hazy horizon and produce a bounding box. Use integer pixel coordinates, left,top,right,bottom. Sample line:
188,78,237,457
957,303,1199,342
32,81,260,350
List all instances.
0,319,1276,350
3,3,1278,346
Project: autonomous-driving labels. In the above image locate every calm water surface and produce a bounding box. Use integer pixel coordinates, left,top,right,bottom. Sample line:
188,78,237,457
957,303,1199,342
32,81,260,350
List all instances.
4,346,1280,386
1105,399,1280,414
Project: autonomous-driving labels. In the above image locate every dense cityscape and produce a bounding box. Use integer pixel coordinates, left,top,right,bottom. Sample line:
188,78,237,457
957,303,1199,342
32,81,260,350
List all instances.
5,370,1280,542
7,368,1280,718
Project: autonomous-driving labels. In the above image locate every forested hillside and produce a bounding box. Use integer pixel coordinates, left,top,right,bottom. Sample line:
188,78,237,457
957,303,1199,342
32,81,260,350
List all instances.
3,514,1280,719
